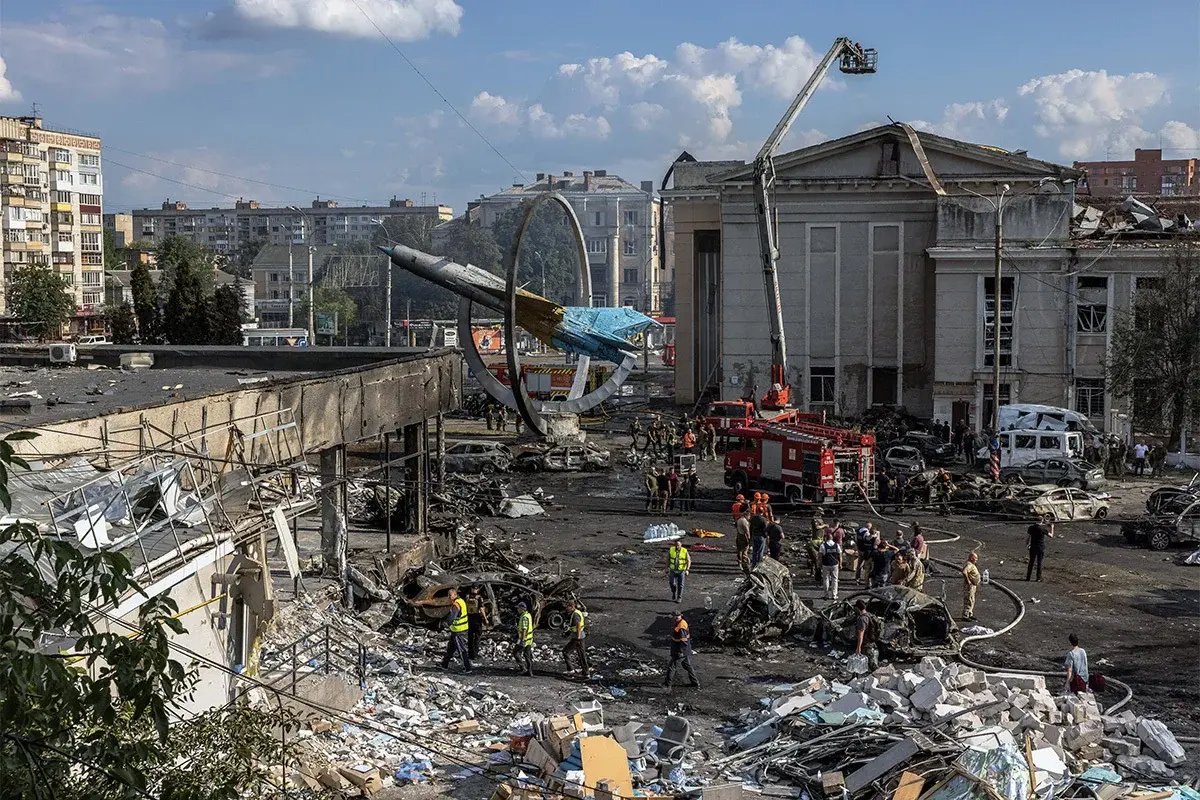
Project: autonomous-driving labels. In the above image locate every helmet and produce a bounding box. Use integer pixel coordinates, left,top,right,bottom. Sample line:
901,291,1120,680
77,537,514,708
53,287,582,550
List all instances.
735,494,745,501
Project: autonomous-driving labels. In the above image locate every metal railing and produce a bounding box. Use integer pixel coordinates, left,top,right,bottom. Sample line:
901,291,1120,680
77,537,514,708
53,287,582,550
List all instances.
261,624,366,693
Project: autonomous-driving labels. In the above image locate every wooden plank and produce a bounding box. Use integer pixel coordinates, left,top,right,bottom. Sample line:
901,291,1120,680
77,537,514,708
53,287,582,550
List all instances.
893,770,925,800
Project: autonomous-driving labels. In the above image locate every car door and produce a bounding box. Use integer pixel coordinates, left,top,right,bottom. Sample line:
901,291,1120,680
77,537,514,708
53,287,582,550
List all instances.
1024,459,1047,483
1044,488,1073,520
1066,488,1094,519
1043,459,1068,483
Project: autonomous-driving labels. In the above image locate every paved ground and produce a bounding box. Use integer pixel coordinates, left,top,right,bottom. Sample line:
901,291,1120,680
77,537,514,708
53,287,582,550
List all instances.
427,413,1199,751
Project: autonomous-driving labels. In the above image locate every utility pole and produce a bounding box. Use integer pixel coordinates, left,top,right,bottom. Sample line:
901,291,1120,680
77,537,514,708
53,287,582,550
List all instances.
287,236,295,328
385,252,393,347
307,244,315,346
991,189,1006,437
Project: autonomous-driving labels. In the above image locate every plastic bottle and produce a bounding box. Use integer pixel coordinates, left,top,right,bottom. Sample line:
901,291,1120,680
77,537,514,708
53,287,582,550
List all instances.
982,568,990,584
704,595,712,610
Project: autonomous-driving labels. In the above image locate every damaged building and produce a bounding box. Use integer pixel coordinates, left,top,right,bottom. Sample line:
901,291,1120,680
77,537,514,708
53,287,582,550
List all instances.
663,125,1196,435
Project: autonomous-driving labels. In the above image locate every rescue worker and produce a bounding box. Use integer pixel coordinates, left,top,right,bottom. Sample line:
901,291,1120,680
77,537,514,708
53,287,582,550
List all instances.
663,611,700,689
749,506,768,567
766,515,785,561
665,426,678,461
735,507,752,577
440,588,472,673
655,469,671,514
561,601,589,680
962,552,981,621
751,491,765,516
513,601,534,677
731,493,748,520
854,522,876,584
703,422,718,461
854,599,879,671
644,469,659,513
808,510,828,582
911,523,930,576
465,584,490,661
933,468,954,516
760,492,774,519
890,551,912,587
682,427,697,456
903,551,926,591
630,416,643,450
667,540,691,603
818,529,842,600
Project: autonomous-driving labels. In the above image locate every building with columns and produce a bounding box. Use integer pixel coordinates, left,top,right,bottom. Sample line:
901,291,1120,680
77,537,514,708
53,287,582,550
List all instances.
473,170,670,313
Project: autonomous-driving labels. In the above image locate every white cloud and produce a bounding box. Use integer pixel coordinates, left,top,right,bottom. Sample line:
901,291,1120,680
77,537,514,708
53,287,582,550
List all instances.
3,10,284,94
470,94,610,141
629,102,667,132
1159,120,1200,152
910,99,1009,141
219,0,462,40
471,92,521,126
0,57,20,103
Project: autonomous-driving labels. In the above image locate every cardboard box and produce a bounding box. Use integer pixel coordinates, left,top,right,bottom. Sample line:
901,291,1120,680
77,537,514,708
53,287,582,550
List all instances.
449,719,482,734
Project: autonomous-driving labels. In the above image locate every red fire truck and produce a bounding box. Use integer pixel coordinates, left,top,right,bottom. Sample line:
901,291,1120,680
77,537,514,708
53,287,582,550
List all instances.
702,400,824,431
723,420,876,504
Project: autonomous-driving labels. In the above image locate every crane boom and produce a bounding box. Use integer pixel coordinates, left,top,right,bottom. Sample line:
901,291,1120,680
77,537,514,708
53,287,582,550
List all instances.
754,37,876,410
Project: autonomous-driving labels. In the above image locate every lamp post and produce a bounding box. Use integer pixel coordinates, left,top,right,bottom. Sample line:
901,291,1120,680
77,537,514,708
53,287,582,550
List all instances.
370,218,392,347
288,205,315,345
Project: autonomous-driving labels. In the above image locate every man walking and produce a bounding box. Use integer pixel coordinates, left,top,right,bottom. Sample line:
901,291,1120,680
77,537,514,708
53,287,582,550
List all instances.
440,588,472,674
513,601,534,677
1026,514,1054,582
684,470,700,512
854,599,879,670
1132,440,1148,476
749,506,768,567
854,522,876,584
766,515,785,561
465,585,490,661
667,540,691,603
663,611,700,689
868,535,898,588
1064,633,1090,694
656,469,671,514
644,469,659,513
962,552,981,621
818,529,842,600
629,416,643,450
682,427,697,457
561,601,589,680
735,507,752,577
903,551,926,591
703,422,718,461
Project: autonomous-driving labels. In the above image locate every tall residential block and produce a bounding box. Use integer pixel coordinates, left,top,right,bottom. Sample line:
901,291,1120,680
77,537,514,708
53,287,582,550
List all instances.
0,115,105,329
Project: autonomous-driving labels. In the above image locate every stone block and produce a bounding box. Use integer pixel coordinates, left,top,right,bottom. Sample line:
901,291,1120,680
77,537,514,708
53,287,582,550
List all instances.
1064,719,1104,750
861,676,880,694
885,710,912,726
773,694,820,719
986,672,1046,692
1136,718,1186,767
827,692,874,714
932,703,966,723
898,672,924,696
1102,736,1140,757
872,664,898,680
991,682,1011,699
910,677,947,712
1114,755,1175,781
869,687,906,709
954,712,983,730
1010,693,1031,710
1043,725,1063,747
955,669,987,691
916,656,947,677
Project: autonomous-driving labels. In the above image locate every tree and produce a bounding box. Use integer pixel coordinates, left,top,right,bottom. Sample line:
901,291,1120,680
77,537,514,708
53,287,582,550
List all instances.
130,260,161,344
7,265,75,340
1108,238,1200,444
103,227,124,272
229,238,266,280
439,218,502,273
106,302,138,344
158,237,215,345
0,431,292,798
491,202,582,304
303,285,358,342
207,283,244,345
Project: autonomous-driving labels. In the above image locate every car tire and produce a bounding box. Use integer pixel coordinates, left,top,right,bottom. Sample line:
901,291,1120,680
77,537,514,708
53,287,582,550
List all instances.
544,609,567,631
786,485,802,505
1147,530,1171,551
731,472,749,495
1093,506,1108,519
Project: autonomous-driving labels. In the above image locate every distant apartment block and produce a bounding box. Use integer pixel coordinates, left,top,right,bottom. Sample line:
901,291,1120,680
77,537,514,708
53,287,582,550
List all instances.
103,212,134,248
129,197,453,256
0,115,106,331
472,170,671,313
1074,149,1198,197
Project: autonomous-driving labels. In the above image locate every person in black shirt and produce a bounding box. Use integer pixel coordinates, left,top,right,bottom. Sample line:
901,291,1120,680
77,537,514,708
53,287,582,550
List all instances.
749,511,768,567
766,516,785,561
1026,515,1055,581
869,536,897,588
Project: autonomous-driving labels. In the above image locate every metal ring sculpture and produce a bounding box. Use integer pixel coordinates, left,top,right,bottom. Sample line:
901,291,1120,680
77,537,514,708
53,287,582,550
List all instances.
456,192,637,436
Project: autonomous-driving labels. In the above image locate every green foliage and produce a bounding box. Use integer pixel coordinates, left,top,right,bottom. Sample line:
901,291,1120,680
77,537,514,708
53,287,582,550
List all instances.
7,265,76,340
0,432,298,798
1107,239,1200,442
103,228,124,272
130,260,161,344
159,237,216,345
106,302,138,345
207,283,245,345
230,239,267,280
491,202,582,304
303,285,358,339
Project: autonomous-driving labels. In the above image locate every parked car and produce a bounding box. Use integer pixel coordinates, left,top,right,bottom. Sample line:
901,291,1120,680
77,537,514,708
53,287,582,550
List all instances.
443,441,512,473
1121,495,1200,551
999,458,1106,491
897,432,957,465
1000,485,1109,521
883,445,925,474
75,335,110,345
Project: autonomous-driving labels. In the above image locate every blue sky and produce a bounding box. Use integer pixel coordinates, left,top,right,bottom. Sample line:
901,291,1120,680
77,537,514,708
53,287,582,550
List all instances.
2,0,1197,215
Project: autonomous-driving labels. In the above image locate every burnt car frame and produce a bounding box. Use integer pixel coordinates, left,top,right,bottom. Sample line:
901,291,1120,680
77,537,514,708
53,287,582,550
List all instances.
1122,493,1200,551
820,586,959,657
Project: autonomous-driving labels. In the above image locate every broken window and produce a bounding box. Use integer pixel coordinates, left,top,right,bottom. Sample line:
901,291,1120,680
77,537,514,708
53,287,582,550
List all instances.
1075,378,1105,418
1015,435,1036,450
1076,276,1108,333
809,367,836,404
983,276,1013,367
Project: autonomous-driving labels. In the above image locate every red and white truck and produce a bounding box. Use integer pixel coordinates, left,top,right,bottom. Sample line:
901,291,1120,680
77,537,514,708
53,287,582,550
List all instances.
723,420,876,504
702,400,824,431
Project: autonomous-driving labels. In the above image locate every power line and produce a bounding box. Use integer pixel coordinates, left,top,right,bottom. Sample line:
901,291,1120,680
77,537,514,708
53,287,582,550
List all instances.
105,158,258,202
347,0,528,183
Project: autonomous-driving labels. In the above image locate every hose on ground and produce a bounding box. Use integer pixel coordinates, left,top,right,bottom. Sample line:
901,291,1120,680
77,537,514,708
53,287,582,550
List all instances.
855,484,1134,714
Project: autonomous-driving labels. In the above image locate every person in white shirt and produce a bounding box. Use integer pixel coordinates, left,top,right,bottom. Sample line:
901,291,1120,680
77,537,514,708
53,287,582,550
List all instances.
1132,442,1149,476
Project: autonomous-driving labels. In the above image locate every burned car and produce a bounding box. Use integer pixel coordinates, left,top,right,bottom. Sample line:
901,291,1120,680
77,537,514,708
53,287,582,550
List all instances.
712,557,812,645
821,586,958,657
511,442,611,472
443,441,512,474
999,484,1109,521
1122,493,1200,551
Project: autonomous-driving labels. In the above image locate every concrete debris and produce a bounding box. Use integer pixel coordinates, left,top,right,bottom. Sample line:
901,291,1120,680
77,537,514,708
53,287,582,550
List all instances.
711,557,812,645
1135,718,1186,767
1073,195,1198,238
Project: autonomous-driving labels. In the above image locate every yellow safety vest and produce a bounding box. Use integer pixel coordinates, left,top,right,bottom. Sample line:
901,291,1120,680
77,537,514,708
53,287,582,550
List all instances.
571,609,586,638
449,597,469,633
516,611,534,647
669,545,689,572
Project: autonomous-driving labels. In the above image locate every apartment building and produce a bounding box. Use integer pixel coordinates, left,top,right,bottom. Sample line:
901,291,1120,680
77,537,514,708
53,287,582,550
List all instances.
0,115,105,331
130,197,452,256
1074,149,1198,197
474,170,671,313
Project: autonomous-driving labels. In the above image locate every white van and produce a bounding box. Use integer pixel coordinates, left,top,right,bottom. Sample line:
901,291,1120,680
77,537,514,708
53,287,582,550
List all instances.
75,335,109,345
980,429,1084,468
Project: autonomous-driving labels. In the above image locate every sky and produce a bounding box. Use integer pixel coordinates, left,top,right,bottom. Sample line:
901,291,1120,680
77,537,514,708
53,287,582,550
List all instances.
1,0,1198,215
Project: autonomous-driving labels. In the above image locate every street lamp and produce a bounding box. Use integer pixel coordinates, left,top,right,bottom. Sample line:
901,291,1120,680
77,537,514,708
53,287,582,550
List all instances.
369,218,394,347
288,205,315,345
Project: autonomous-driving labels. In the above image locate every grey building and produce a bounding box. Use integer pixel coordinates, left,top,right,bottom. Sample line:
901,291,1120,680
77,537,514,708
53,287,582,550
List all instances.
250,243,338,328
129,197,452,257
664,124,1174,433
474,170,669,313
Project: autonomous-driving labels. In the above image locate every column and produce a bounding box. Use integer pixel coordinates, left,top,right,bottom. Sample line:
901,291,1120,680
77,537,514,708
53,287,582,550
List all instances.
319,445,346,571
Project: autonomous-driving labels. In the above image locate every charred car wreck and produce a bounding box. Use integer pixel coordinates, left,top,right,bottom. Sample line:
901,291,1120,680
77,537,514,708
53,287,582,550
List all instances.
712,557,812,645
821,586,959,657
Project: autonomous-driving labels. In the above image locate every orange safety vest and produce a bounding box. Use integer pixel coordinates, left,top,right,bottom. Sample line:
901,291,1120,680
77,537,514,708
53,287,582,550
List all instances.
672,618,690,644
731,500,746,520
683,431,696,448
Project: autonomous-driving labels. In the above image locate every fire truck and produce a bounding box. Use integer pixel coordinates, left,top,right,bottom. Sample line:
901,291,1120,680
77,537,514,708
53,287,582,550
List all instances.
702,400,824,431
485,363,611,401
723,420,876,504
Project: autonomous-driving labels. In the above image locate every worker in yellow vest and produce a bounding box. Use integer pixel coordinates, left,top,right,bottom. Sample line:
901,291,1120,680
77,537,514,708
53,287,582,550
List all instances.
561,600,590,680
513,601,534,677
667,541,691,603
439,587,472,674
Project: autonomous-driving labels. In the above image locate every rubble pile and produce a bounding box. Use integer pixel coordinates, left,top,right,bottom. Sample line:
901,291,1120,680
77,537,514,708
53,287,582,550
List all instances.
716,657,1192,796
431,474,513,521
345,479,403,526
1073,196,1197,238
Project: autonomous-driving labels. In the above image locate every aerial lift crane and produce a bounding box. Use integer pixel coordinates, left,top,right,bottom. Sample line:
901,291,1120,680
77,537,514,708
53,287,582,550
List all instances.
754,37,876,410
